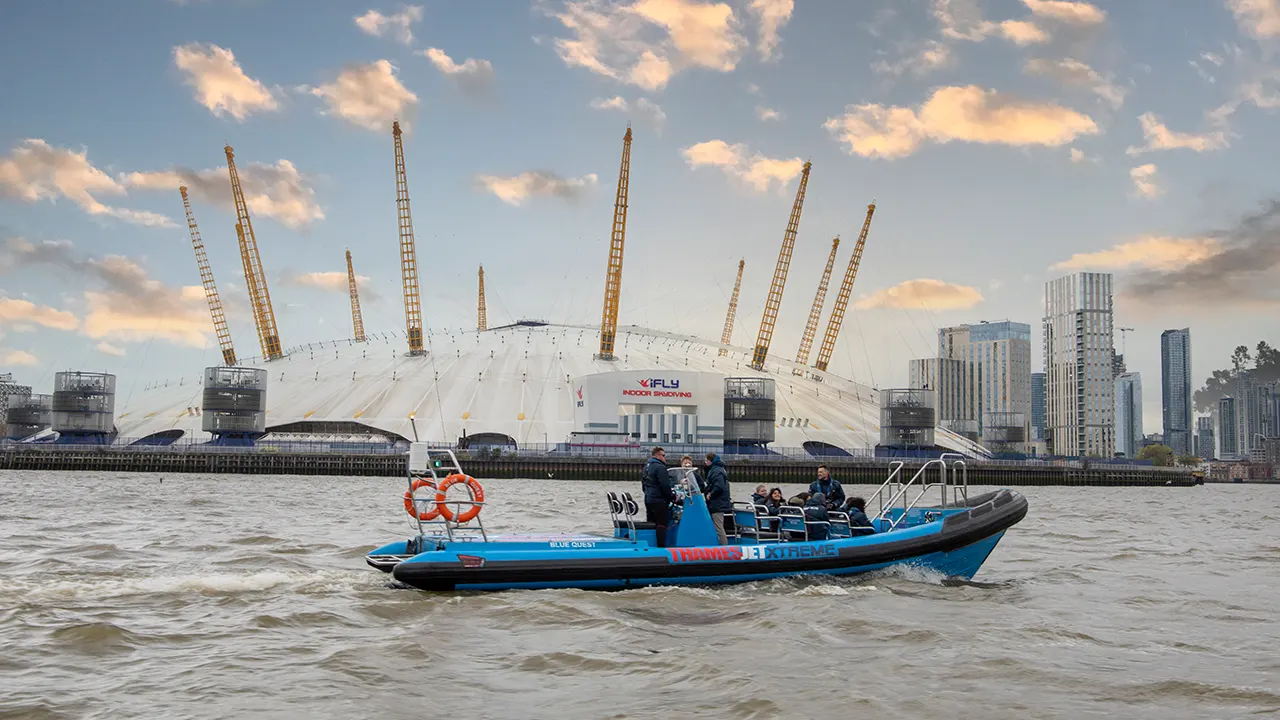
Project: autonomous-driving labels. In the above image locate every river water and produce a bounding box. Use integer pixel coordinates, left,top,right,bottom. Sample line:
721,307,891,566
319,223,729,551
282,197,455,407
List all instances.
1,471,1277,719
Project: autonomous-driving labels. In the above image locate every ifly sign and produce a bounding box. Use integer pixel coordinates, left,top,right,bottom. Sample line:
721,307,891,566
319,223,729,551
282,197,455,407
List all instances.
623,377,692,398
638,378,680,389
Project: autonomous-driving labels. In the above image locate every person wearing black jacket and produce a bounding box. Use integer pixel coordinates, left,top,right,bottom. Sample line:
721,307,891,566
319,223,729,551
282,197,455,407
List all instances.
808,465,846,509
640,447,678,547
842,496,876,536
803,492,830,541
701,452,733,545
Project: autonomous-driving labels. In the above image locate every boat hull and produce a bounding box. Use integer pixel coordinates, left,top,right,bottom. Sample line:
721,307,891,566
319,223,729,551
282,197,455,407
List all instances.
387,489,1027,592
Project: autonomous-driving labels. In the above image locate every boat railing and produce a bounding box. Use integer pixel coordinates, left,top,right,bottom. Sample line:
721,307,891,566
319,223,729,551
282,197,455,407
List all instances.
406,446,488,543
872,455,969,531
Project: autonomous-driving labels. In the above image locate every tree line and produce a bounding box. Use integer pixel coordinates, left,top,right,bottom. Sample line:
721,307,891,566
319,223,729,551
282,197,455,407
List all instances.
1193,341,1280,413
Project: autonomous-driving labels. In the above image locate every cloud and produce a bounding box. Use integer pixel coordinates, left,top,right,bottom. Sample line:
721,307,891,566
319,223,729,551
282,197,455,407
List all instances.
172,43,278,121
1130,164,1161,198
1125,112,1228,155
588,95,668,130
544,0,747,91
823,85,1098,159
475,171,599,206
287,270,381,303
679,140,804,192
124,159,324,229
0,296,79,331
302,60,418,132
1227,0,1280,39
4,238,213,348
1020,0,1106,26
420,48,495,95
755,106,782,121
1068,147,1097,163
871,40,953,77
96,341,126,357
2,350,38,366
0,139,174,227
934,0,1049,44
1121,201,1280,307
853,279,984,310
1024,58,1127,108
748,0,794,60
1052,236,1224,271
354,5,424,44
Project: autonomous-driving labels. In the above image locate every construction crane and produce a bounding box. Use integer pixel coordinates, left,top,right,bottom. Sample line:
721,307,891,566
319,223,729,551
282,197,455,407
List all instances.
794,236,841,374
346,249,366,343
392,121,425,355
719,258,744,356
1119,326,1134,356
597,125,633,360
814,202,876,373
225,145,282,361
179,185,236,366
750,161,812,371
477,264,487,332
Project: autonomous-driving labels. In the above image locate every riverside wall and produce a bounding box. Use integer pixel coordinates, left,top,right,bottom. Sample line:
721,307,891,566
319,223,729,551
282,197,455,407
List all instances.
0,447,1201,486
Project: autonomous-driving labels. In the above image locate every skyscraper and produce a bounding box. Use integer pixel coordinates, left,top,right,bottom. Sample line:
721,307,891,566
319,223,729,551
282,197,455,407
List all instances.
1160,328,1192,455
1043,272,1115,458
908,357,970,428
938,321,1033,452
1114,372,1143,457
1196,415,1214,459
1031,372,1046,441
1218,396,1238,460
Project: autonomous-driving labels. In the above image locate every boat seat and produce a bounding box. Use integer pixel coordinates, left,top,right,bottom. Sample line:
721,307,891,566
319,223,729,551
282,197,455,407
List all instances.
828,511,851,538
613,519,659,530
622,492,640,517
777,506,807,541
606,492,624,516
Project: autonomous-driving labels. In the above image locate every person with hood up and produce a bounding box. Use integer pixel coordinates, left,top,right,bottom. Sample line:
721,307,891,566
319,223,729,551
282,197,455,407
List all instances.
808,465,846,510
641,447,678,547
803,492,830,541
702,452,734,545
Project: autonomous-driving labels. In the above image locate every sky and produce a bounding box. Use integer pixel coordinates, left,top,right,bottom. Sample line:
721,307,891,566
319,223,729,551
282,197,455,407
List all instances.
1,0,1278,433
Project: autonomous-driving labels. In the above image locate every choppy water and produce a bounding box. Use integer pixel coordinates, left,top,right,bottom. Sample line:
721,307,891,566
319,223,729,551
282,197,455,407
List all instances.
1,471,1277,719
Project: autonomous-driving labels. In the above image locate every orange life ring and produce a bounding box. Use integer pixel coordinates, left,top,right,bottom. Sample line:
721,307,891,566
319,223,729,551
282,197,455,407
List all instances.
403,477,440,521
435,474,485,523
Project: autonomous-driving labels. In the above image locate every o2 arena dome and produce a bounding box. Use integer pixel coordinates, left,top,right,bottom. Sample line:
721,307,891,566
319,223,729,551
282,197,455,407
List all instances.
71,126,987,458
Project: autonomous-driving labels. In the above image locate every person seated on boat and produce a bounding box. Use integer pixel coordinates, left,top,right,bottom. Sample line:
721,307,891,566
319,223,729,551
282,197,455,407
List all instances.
641,447,679,547
808,465,846,510
765,487,785,515
787,491,811,507
702,452,734,545
803,493,830,541
842,496,876,536
751,484,769,505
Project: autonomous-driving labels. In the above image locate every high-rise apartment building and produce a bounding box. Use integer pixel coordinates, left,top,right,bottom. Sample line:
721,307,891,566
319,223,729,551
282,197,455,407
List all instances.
1031,372,1046,441
938,321,1033,452
1114,372,1143,457
1218,396,1238,460
1043,272,1115,458
1195,415,1214,459
1160,328,1192,456
908,357,970,426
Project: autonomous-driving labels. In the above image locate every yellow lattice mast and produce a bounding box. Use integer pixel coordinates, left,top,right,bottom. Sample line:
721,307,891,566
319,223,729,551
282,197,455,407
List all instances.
750,161,811,371
225,145,282,361
597,126,633,360
719,258,744,356
393,121,424,355
346,249,366,343
180,186,236,366
794,236,841,375
477,264,487,331
814,202,876,373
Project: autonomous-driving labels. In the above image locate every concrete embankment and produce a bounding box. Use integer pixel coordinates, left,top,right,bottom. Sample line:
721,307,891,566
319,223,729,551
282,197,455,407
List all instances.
0,448,1199,486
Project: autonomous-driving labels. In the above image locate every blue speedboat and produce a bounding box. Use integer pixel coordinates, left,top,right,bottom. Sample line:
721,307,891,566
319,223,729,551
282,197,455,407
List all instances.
367,448,1027,592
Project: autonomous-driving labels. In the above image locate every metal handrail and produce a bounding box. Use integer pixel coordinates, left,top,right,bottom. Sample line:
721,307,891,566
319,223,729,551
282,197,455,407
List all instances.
874,458,949,530
872,460,905,516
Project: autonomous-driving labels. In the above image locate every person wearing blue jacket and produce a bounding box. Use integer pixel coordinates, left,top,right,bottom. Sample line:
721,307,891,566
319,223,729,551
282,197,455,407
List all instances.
803,492,830,541
842,496,876,536
701,452,733,545
641,447,678,547
808,465,846,509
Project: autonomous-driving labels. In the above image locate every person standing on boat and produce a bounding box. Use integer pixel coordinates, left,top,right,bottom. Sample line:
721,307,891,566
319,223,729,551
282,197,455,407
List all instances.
641,447,678,547
702,452,733,545
808,465,845,510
